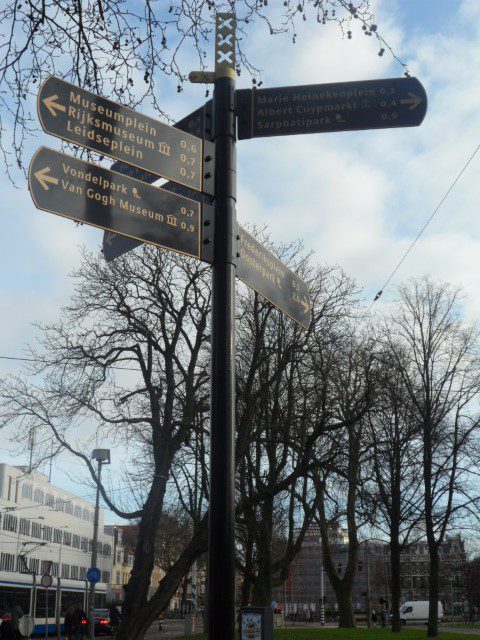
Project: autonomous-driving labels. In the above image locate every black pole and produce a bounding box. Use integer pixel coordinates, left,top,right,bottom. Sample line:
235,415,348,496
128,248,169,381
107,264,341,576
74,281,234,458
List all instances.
208,69,237,639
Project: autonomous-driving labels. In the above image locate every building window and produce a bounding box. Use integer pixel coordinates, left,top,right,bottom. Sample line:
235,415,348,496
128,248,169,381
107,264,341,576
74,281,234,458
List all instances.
79,567,86,580
29,558,39,574
7,477,12,501
61,563,70,579
102,571,110,584
53,528,62,543
103,544,111,557
42,526,52,542
71,566,79,580
74,506,82,518
116,552,122,563
64,532,72,546
81,537,88,552
3,514,17,532
0,553,15,571
65,502,73,515
17,556,29,573
51,562,59,577
82,509,90,521
45,494,54,508
31,522,42,539
73,535,80,549
19,519,31,536
55,498,65,512
34,489,44,504
116,572,120,585
21,484,33,501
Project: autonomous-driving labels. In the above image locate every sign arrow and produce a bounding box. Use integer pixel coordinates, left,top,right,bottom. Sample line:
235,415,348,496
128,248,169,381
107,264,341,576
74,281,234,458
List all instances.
105,232,115,246
37,76,215,195
400,92,423,110
42,94,66,117
236,226,311,330
237,76,427,140
29,147,213,263
34,166,59,190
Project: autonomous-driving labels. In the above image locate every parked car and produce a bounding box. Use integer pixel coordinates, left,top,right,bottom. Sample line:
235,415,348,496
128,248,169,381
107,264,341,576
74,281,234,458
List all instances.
398,601,444,625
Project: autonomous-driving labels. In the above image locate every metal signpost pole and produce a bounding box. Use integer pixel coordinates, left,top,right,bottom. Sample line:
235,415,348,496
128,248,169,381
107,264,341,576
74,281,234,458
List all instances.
208,13,237,640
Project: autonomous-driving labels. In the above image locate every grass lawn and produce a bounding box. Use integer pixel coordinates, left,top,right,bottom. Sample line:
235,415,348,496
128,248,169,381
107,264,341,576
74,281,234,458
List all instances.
179,630,480,640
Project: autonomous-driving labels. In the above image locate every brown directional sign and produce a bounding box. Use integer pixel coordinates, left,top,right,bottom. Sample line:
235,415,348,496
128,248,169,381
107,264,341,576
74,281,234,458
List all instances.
29,147,214,262
103,101,213,262
37,76,215,194
237,227,311,330
237,76,427,139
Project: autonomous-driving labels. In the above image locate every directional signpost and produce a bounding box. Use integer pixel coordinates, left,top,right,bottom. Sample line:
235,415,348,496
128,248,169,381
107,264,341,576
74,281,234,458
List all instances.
26,13,428,640
237,227,310,329
37,76,215,194
29,147,214,262
103,101,214,262
237,76,427,139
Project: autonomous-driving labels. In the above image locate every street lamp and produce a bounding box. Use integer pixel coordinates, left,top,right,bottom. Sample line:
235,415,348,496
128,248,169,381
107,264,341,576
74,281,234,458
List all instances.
87,449,110,640
55,525,69,640
360,538,388,628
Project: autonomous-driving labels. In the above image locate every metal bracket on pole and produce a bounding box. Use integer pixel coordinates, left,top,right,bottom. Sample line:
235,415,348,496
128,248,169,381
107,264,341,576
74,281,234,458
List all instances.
189,71,215,84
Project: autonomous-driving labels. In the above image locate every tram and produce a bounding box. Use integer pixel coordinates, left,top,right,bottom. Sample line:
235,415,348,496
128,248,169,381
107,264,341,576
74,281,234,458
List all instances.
0,570,107,635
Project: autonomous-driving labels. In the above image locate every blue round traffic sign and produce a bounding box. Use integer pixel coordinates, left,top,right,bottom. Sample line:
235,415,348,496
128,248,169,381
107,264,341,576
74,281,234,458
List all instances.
87,567,101,583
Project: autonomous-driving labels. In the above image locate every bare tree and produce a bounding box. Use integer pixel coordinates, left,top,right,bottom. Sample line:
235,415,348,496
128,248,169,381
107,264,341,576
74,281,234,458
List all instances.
312,334,375,627
0,244,212,640
385,277,480,638
364,342,424,631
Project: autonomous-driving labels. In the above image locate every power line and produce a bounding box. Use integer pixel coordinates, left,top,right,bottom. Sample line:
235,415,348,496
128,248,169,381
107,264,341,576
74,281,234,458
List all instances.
0,354,139,372
366,143,480,315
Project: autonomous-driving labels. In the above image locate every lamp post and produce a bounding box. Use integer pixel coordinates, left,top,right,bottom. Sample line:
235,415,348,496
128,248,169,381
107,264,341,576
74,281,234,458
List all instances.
360,538,388,628
55,525,69,640
87,449,110,640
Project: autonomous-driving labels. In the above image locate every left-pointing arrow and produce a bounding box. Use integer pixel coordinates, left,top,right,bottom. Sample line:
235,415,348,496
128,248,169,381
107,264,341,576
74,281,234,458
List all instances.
42,94,66,117
34,166,59,190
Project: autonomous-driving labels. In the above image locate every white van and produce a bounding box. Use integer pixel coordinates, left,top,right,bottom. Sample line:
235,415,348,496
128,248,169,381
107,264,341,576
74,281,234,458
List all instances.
399,601,444,625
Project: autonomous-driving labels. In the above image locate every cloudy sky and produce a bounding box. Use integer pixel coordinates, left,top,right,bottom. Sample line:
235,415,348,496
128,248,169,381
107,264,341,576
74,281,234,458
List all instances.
1,0,479,517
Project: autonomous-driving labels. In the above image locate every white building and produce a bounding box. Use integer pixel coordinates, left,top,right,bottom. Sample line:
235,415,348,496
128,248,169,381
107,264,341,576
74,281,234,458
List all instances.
0,463,113,584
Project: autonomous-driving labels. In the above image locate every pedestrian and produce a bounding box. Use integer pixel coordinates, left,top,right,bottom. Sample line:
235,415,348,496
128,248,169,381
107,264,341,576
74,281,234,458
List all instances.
371,609,377,627
109,604,121,636
381,608,387,627
0,614,17,640
64,605,83,640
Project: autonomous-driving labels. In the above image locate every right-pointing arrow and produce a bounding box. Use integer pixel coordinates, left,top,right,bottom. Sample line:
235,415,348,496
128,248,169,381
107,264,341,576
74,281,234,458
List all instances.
34,166,59,190
400,92,423,110
301,297,310,315
42,94,66,117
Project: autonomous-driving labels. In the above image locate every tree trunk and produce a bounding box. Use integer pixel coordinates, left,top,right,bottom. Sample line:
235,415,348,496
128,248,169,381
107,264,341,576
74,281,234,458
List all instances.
251,497,274,607
427,547,440,637
115,511,208,640
390,538,402,632
337,586,356,627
